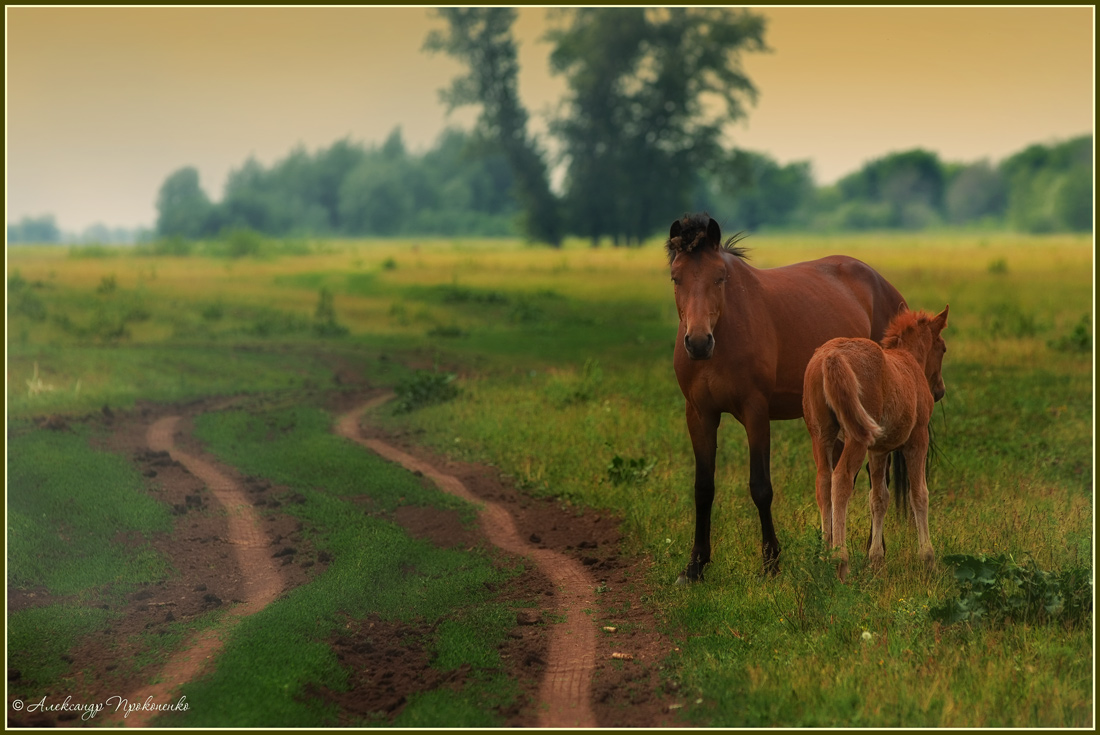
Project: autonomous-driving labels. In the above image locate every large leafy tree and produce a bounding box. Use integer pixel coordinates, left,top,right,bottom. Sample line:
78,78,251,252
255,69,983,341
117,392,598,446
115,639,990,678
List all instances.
547,8,767,245
424,8,563,246
155,167,214,238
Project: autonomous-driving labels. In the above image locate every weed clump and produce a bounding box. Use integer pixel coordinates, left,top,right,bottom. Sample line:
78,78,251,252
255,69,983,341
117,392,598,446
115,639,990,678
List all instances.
1048,313,1091,353
393,370,459,414
931,553,1092,627
546,359,603,407
606,455,656,485
313,288,349,337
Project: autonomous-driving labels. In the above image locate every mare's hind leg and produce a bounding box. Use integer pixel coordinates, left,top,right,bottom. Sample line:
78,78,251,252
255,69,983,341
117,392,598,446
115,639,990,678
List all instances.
866,452,890,569
830,440,866,582
903,427,935,569
677,404,719,584
745,400,780,574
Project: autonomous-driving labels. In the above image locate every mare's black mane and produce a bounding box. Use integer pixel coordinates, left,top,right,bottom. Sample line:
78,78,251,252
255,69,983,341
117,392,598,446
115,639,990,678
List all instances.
665,212,750,264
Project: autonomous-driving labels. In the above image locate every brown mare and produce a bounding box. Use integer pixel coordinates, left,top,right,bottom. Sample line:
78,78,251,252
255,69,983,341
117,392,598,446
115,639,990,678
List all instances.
667,213,907,583
802,306,949,581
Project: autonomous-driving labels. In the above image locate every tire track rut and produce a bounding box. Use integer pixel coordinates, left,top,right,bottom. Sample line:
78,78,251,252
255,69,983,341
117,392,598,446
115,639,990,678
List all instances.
109,416,285,727
336,394,599,729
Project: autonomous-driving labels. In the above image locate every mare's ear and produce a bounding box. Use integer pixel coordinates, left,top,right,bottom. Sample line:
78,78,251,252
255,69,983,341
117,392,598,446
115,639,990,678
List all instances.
934,305,949,331
706,218,722,249
670,219,682,239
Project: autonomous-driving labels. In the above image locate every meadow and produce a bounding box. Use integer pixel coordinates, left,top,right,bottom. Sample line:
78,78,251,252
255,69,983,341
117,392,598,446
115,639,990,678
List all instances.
6,230,1093,726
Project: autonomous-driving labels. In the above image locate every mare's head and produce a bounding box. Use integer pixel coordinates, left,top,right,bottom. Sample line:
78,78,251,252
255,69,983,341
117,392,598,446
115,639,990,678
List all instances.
666,214,748,360
882,305,950,401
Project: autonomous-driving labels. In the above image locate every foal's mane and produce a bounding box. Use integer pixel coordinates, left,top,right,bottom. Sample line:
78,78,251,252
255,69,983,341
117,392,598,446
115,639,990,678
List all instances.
881,309,936,349
665,212,749,265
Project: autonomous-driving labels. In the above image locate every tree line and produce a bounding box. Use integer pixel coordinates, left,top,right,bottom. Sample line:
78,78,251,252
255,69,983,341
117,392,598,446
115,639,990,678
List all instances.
145,129,1090,245
695,135,1092,235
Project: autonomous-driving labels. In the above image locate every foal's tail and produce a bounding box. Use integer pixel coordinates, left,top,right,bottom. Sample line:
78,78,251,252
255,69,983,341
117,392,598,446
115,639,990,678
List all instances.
822,353,883,447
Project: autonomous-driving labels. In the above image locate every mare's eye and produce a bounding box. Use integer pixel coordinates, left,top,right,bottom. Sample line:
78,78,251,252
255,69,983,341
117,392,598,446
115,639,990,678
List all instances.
671,277,679,285
715,277,726,285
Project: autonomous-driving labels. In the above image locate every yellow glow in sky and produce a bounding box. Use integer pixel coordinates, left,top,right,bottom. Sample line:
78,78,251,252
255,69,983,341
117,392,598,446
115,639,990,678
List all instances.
5,6,1094,230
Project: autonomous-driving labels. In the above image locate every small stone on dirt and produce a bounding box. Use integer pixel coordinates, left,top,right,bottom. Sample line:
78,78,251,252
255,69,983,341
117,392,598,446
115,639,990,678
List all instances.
516,609,542,626
529,533,542,544
272,546,297,558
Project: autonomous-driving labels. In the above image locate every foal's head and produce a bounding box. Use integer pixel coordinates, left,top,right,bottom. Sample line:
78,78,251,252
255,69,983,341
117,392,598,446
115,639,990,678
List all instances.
882,305,950,401
666,214,748,360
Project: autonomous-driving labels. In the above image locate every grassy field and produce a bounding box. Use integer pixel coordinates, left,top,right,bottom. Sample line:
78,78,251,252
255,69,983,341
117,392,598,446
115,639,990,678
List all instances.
7,231,1093,726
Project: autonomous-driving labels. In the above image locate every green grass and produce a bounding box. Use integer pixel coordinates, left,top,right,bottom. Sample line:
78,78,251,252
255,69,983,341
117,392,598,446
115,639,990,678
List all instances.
7,425,173,596
7,605,117,690
7,232,1092,727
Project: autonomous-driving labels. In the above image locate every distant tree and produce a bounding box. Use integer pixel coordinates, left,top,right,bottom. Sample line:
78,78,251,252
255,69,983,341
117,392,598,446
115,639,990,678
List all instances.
547,7,767,245
338,134,419,236
944,160,1007,225
424,7,563,246
1055,164,1092,232
836,148,946,228
7,214,61,243
700,149,815,231
1001,135,1092,233
156,167,215,238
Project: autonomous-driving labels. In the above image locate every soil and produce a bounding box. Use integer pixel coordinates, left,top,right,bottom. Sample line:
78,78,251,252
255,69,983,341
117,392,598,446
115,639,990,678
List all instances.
7,388,685,728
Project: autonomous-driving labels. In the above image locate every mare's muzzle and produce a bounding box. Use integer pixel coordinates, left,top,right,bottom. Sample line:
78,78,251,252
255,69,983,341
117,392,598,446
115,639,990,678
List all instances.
684,333,715,360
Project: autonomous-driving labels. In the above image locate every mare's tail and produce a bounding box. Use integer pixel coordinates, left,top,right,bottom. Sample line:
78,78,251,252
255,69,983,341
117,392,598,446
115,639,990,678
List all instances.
822,352,883,447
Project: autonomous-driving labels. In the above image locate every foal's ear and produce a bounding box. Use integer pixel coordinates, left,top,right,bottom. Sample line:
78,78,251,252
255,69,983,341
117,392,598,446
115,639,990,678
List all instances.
934,304,949,331
669,220,682,239
706,218,722,248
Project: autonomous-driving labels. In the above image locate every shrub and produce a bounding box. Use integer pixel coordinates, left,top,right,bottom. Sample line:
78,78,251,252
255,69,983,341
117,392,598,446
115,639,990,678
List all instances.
392,370,459,414
931,553,1092,626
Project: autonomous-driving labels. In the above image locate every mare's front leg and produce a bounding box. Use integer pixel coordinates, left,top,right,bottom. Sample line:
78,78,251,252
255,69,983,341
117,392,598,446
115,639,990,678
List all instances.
676,404,719,584
744,402,780,573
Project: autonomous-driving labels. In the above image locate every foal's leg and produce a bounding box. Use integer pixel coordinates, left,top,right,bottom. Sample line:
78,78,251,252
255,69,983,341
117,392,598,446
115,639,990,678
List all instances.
809,426,831,547
830,441,867,582
811,436,835,546
904,427,935,569
867,452,890,568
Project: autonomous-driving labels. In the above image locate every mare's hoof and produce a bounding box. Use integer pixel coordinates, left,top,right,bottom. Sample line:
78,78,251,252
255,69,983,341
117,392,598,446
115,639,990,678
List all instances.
676,563,705,585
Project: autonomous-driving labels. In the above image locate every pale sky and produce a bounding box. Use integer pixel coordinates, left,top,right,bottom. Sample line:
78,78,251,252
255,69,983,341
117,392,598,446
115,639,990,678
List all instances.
5,6,1094,232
